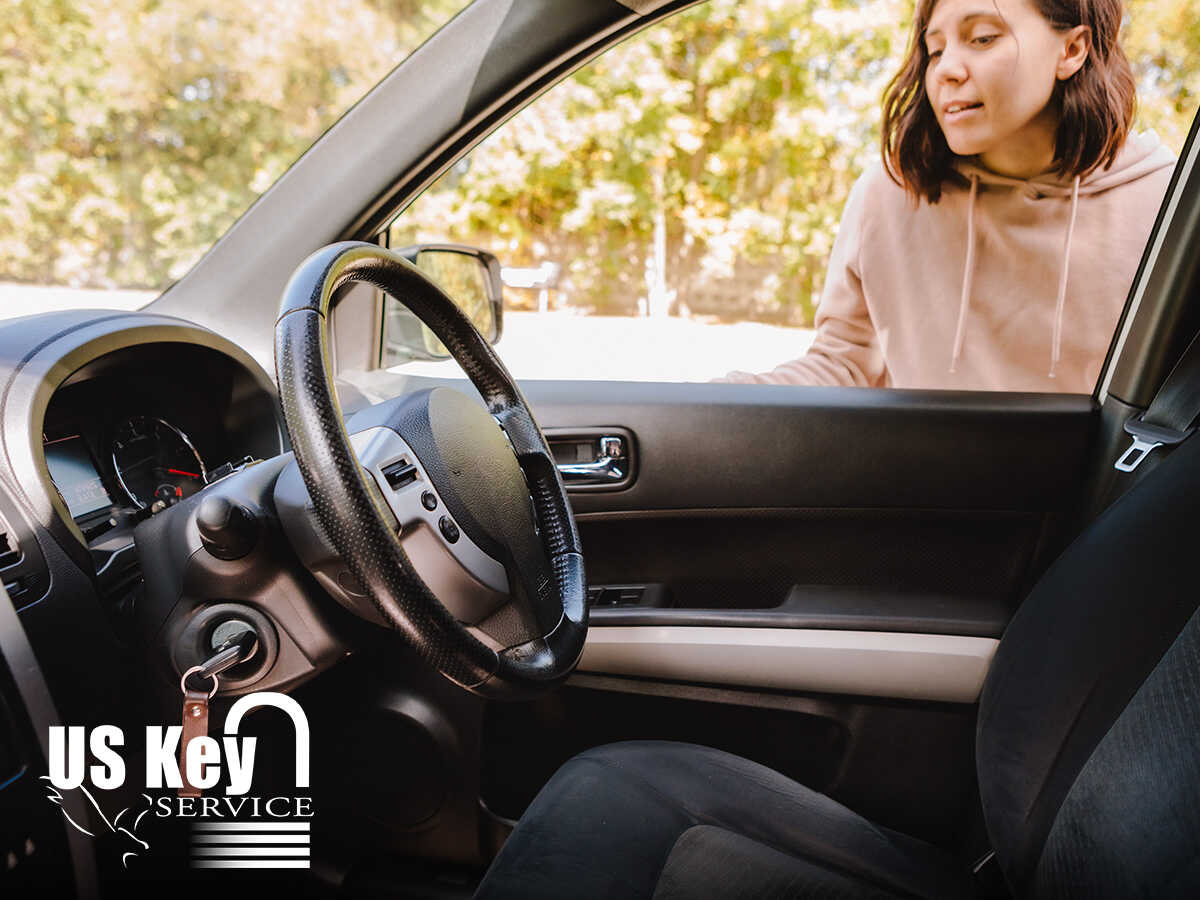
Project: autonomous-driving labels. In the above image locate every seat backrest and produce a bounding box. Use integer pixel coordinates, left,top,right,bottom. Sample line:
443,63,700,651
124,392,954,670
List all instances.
977,434,1200,897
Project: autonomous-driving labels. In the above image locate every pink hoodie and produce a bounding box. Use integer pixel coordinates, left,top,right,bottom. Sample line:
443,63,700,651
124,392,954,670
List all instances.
720,132,1176,392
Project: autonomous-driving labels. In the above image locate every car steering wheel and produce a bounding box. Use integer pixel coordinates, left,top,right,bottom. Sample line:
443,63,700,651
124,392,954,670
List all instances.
274,242,587,697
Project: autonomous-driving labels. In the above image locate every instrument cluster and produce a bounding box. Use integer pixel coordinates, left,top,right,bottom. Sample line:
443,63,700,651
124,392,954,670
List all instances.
41,342,282,540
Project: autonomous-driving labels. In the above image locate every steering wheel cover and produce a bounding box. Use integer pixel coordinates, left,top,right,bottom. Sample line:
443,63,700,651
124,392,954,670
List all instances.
275,242,586,696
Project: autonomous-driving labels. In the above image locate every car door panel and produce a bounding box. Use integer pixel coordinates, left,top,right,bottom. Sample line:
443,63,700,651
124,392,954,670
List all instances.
518,382,1091,708
527,382,1089,626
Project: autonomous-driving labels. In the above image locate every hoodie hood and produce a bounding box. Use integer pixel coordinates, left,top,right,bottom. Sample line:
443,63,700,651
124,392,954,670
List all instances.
948,131,1175,378
953,130,1177,197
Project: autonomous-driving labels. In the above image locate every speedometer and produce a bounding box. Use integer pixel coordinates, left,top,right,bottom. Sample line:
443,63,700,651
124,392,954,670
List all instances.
111,416,208,511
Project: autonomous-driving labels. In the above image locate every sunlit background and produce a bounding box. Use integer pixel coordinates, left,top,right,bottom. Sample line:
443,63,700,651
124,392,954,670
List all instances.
2,0,1197,379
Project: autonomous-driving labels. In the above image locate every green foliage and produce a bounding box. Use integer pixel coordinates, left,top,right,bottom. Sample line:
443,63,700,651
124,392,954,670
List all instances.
1124,0,1200,148
0,0,464,288
397,0,914,320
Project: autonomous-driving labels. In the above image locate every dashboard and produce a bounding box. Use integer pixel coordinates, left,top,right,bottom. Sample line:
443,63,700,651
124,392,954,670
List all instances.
41,342,283,543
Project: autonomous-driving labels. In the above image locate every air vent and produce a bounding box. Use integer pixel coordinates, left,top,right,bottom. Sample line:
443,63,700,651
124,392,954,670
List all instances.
0,529,19,570
381,458,418,491
0,508,45,612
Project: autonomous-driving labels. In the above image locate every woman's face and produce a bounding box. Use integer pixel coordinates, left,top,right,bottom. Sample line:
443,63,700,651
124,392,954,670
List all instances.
923,0,1089,177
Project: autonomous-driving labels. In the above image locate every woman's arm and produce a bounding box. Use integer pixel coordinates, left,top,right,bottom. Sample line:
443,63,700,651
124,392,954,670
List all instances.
717,171,887,386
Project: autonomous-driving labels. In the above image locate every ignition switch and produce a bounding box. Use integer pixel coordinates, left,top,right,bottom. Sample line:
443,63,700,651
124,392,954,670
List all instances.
209,618,259,658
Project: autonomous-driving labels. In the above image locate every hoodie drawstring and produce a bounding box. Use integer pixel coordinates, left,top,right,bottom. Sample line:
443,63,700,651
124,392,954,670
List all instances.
949,174,979,374
950,173,1082,379
1048,175,1081,378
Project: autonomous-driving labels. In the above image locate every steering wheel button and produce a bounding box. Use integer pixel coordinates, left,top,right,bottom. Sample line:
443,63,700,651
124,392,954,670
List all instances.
421,490,438,511
438,515,460,543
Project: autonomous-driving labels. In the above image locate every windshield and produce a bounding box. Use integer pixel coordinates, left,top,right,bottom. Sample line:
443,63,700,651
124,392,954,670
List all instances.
0,0,470,318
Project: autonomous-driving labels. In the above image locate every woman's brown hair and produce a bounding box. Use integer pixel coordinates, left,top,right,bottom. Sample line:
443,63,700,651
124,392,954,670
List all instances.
881,0,1136,203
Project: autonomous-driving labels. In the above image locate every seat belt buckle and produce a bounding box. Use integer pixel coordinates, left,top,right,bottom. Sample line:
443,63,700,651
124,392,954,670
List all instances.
1115,415,1194,473
971,849,1010,899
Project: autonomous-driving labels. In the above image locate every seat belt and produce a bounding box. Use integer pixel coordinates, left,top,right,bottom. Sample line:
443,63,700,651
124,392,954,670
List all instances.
1115,328,1200,472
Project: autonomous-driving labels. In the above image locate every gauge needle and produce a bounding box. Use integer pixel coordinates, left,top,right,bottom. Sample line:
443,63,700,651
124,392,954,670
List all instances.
167,468,200,478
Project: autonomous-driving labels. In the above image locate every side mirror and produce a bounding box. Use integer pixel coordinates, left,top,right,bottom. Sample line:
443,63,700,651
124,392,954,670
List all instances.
382,244,504,365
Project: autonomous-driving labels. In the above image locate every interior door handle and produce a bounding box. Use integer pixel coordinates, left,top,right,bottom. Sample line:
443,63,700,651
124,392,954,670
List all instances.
556,435,626,484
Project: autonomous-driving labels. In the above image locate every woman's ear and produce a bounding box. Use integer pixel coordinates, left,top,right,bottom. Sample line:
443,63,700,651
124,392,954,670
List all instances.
1057,25,1091,81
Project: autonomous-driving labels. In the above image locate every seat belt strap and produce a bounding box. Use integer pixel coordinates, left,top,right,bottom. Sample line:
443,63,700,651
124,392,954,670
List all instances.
1116,328,1200,472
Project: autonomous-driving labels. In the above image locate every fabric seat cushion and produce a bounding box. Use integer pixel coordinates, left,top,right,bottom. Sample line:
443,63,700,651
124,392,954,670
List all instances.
474,741,973,899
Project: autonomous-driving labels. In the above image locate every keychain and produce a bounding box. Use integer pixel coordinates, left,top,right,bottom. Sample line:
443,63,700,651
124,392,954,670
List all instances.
177,630,258,798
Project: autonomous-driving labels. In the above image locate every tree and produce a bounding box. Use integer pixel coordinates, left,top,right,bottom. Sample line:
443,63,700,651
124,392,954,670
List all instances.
0,0,464,288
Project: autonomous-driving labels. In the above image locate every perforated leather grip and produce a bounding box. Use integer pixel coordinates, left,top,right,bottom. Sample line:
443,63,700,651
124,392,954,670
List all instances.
275,242,586,696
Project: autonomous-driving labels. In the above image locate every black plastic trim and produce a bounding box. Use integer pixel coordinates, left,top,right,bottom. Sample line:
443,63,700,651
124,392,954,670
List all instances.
590,585,1008,638
1104,108,1200,405
514,381,1097,515
0,581,97,897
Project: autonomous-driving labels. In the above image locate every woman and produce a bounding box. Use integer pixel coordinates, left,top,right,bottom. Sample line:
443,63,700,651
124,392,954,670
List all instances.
720,0,1175,391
